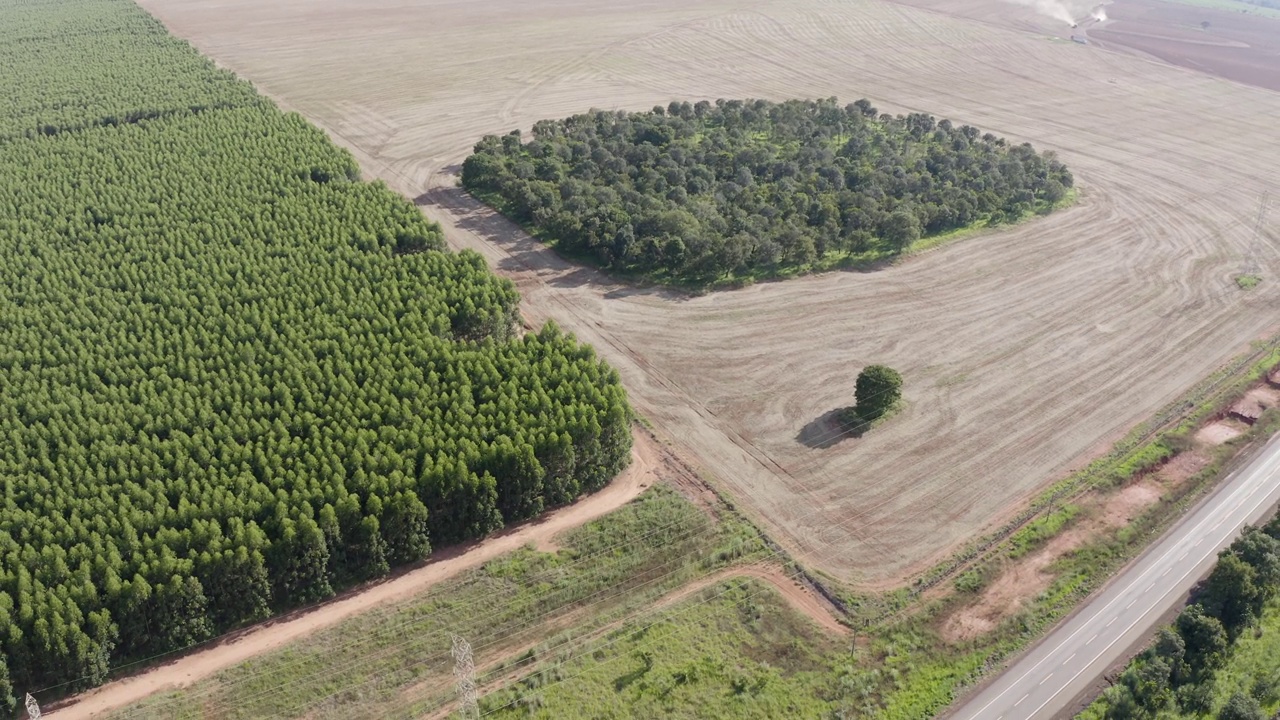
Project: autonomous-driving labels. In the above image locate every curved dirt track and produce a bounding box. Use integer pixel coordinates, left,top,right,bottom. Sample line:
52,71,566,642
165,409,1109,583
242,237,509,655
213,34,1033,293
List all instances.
140,0,1280,584
420,563,847,719
45,431,666,720
647,564,849,636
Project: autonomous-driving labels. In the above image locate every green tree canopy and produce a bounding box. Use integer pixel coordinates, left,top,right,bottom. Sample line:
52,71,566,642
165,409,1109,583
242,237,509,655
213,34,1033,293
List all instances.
1177,605,1229,673
0,0,632,693
855,365,904,422
1217,691,1265,720
881,211,923,253
462,98,1074,287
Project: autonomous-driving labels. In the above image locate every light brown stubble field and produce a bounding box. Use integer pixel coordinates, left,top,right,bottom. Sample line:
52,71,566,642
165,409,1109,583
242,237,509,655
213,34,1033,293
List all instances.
140,0,1280,585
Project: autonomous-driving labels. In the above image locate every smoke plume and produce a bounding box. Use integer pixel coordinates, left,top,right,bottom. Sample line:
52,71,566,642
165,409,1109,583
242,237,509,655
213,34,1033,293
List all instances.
1007,0,1078,26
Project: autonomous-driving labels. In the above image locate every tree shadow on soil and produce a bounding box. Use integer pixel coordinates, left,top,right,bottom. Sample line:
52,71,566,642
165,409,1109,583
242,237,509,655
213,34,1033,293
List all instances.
416,184,686,302
796,407,868,449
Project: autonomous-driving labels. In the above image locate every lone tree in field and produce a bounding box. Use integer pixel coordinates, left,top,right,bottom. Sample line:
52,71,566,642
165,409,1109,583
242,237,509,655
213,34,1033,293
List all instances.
855,365,903,422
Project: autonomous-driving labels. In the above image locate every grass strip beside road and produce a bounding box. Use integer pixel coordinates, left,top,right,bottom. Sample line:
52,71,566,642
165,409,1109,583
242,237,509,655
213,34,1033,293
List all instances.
922,393,1280,715
103,486,765,720
903,340,1280,610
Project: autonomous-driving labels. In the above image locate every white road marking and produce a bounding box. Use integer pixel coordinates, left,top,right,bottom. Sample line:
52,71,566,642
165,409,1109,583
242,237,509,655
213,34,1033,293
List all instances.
1015,694,1028,707
1040,673,1054,685
1016,441,1280,720
1065,653,1076,664
951,439,1280,720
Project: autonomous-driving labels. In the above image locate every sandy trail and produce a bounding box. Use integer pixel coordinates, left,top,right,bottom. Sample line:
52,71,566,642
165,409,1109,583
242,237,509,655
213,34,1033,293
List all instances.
646,563,849,636
45,430,666,720
419,562,847,719
138,0,1280,588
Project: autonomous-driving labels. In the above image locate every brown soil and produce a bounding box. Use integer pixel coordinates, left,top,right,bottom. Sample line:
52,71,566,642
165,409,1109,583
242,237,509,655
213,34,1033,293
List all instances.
941,480,1156,642
1091,0,1280,94
45,429,672,720
942,527,1086,642
888,0,1280,94
940,449,1207,643
139,0,1280,588
1245,384,1280,405
1196,418,1247,445
936,366,1275,644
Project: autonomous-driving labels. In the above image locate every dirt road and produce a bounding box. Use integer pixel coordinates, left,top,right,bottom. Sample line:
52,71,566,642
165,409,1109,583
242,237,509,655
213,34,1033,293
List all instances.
45,430,667,720
419,562,848,719
140,0,1280,587
646,564,849,636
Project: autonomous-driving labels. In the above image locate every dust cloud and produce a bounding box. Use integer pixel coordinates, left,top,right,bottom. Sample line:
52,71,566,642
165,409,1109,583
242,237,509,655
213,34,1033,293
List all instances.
1005,0,1077,25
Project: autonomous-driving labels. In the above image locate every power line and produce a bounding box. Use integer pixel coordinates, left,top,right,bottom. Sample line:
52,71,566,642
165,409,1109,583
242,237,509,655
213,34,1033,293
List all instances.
95,372,912,715
42,123,1280,715
450,634,478,719
100,313,1270,719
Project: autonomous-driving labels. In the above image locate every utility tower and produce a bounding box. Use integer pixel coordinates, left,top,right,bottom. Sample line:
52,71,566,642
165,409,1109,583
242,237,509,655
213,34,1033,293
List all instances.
25,693,40,720
451,634,478,718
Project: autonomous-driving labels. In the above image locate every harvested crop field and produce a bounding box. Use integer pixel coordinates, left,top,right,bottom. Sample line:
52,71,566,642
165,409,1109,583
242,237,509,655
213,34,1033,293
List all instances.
1093,0,1280,93
890,0,1280,93
140,0,1280,584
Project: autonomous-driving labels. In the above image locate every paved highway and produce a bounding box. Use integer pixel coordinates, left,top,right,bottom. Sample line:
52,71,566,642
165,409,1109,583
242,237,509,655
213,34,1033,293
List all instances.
946,432,1280,720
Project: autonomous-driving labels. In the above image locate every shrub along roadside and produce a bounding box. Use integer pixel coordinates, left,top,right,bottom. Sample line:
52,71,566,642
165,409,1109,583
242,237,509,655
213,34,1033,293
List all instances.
904,339,1280,614
1080,518,1280,720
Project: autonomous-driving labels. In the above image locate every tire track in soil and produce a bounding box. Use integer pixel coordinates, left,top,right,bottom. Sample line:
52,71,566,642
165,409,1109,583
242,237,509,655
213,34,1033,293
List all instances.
141,0,1280,587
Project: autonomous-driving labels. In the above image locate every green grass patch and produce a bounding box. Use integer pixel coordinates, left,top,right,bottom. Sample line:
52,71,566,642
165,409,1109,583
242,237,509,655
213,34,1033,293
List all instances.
478,578,847,719
1154,0,1280,19
1237,274,1263,290
106,486,767,720
1007,504,1081,559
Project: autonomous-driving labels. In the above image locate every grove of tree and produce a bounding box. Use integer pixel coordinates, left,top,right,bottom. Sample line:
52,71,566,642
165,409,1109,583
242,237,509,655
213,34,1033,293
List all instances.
0,0,631,705
462,98,1074,287
1093,521,1280,720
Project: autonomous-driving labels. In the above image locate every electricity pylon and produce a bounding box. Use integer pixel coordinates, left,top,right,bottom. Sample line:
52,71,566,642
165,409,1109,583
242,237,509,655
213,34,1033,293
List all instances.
451,634,478,718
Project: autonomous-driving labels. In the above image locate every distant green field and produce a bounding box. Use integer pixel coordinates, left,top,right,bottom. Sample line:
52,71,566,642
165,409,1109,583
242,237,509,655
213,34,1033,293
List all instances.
1155,0,1280,20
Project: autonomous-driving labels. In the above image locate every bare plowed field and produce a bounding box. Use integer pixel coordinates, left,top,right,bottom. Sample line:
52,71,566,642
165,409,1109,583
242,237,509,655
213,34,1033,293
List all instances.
140,0,1280,584
1090,0,1280,93
893,0,1280,93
